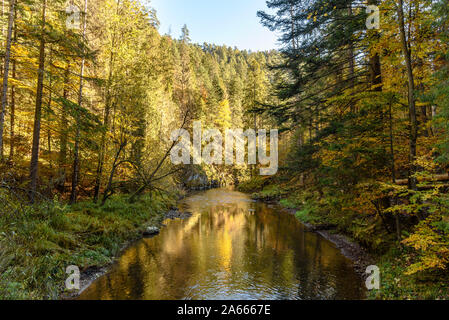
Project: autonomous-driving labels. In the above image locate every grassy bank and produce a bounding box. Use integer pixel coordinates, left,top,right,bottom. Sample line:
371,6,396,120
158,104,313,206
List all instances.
238,179,449,300
0,192,177,300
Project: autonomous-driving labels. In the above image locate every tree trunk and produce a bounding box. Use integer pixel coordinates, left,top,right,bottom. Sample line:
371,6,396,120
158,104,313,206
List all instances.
29,0,47,203
367,1,383,92
389,101,396,184
70,0,88,204
46,47,53,170
93,0,120,202
57,62,70,194
397,0,418,191
93,53,114,203
1,0,4,80
101,140,126,206
395,214,402,242
369,53,382,91
9,59,15,161
347,3,356,112
9,4,17,161
0,0,16,160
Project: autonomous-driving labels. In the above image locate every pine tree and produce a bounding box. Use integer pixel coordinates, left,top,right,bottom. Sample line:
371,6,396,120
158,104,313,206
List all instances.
29,0,47,202
0,0,16,160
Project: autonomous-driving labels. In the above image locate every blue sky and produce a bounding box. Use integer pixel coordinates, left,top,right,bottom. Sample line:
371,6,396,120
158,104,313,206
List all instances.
149,0,279,51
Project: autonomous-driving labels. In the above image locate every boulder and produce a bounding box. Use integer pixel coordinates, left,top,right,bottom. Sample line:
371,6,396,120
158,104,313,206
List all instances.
143,226,160,236
165,210,193,220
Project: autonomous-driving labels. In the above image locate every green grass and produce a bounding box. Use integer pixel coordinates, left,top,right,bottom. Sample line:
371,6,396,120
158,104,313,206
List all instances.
251,184,286,201
369,248,449,300
295,208,314,223
237,176,267,193
279,198,299,209
0,193,176,300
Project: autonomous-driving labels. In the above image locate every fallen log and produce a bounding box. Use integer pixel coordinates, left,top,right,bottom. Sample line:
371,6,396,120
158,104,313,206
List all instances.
395,174,449,186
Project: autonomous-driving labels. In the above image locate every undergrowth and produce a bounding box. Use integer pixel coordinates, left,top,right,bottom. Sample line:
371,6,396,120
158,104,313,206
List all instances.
0,193,176,300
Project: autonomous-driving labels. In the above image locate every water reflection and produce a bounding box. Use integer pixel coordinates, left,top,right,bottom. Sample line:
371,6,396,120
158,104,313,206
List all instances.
79,189,365,300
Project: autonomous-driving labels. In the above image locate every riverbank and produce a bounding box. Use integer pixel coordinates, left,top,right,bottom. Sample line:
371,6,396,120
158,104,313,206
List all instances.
241,183,373,275
0,192,180,300
64,208,193,300
283,207,375,278
238,180,449,300
253,199,374,282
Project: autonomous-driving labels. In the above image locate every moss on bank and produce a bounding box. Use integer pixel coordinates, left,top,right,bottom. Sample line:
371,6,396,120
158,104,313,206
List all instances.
0,193,177,300
239,181,449,300
370,248,449,300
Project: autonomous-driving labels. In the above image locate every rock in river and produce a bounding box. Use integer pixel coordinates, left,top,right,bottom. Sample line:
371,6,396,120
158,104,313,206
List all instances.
165,210,193,220
143,226,160,236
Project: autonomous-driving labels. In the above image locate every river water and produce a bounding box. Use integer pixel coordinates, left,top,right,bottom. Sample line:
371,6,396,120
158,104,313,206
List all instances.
78,189,365,300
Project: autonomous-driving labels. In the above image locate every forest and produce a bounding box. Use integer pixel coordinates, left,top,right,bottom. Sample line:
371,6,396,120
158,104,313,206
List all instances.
0,0,448,300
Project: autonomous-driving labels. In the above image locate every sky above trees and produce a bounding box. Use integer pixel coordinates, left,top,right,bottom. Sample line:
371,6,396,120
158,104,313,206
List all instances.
150,0,279,51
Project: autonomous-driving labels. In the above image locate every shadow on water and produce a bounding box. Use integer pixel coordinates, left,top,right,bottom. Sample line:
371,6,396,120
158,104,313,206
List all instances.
78,189,366,300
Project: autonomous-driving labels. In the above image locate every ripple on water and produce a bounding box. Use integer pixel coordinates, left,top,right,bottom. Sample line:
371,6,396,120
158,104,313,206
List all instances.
78,189,366,300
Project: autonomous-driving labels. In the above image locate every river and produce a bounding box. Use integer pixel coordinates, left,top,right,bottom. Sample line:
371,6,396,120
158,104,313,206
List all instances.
78,189,366,300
